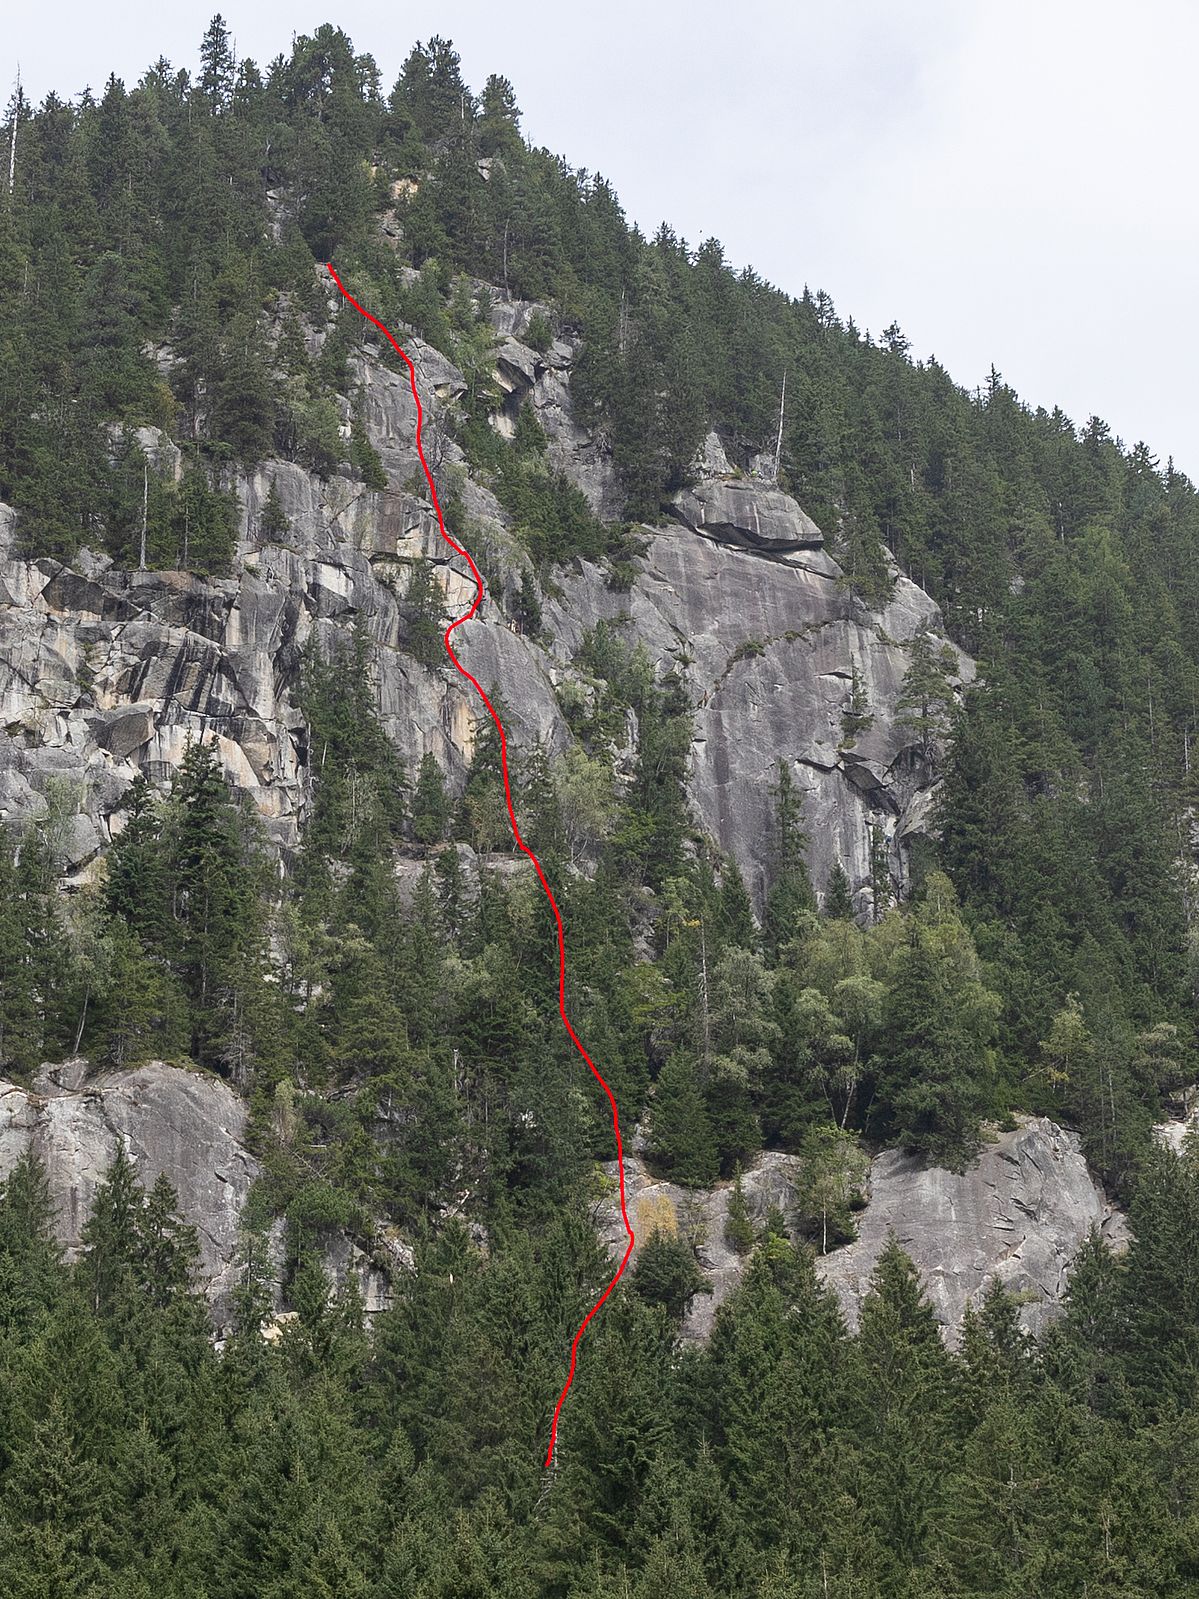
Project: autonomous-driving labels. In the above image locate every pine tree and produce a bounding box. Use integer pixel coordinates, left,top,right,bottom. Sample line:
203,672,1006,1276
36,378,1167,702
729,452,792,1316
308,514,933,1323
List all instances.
198,15,236,114
874,872,999,1167
211,315,275,462
0,1395,111,1597
1117,1143,1199,1416
162,737,267,1069
79,1142,144,1317
631,1231,707,1323
89,916,188,1068
403,558,446,668
851,1238,953,1581
840,660,874,743
896,628,958,756
0,1154,64,1333
260,478,291,538
764,761,815,950
477,74,522,158
825,861,854,920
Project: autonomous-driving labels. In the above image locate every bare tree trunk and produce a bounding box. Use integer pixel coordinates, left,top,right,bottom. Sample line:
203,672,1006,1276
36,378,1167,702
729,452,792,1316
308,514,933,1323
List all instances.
73,987,90,1055
773,370,786,481
7,71,18,196
139,459,149,570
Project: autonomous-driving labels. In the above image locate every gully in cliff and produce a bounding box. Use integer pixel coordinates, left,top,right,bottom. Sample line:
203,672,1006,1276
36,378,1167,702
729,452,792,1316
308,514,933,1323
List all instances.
324,263,635,1467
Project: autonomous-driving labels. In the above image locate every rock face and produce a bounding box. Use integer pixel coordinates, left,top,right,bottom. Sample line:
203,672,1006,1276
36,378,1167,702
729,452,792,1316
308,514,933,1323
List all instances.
0,1061,399,1328
549,527,967,906
0,275,968,910
1,1060,1125,1353
672,477,825,556
1154,1085,1199,1154
815,1118,1128,1342
595,1147,800,1342
0,1062,257,1324
597,1117,1126,1345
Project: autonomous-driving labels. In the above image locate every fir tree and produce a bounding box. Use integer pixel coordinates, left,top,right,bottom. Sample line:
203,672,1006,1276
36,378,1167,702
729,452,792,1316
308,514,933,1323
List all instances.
725,1164,755,1254
649,1052,718,1186
896,628,958,756
198,15,236,113
260,477,290,539
764,761,815,950
411,751,451,845
825,861,854,920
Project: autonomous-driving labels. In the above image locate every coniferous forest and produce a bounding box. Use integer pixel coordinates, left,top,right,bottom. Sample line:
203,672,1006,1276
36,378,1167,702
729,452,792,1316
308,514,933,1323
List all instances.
2,20,1199,1597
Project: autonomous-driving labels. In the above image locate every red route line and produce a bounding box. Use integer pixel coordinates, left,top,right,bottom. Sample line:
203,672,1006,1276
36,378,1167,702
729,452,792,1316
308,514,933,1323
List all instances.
325,264,636,1467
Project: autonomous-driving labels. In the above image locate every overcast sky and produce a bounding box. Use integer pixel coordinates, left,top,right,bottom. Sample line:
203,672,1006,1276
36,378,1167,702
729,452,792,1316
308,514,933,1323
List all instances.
8,1,1197,473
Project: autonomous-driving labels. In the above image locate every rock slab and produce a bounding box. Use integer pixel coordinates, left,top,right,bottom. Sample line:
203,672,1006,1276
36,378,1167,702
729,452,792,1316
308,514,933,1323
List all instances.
0,1061,399,1328
598,1117,1126,1344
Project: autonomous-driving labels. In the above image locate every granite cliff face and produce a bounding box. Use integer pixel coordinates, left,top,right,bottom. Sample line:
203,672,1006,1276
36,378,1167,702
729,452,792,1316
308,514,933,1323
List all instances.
0,1061,1125,1349
599,1116,1127,1345
0,1061,401,1329
0,279,969,911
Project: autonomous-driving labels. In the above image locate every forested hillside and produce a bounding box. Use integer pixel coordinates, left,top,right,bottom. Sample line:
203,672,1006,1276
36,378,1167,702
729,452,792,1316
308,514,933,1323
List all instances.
2,19,1199,1596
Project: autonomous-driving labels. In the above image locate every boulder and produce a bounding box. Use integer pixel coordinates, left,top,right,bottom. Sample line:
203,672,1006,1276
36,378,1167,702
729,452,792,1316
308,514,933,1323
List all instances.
672,478,825,555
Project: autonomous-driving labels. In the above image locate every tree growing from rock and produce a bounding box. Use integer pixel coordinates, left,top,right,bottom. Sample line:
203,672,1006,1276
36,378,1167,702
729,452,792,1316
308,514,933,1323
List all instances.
724,1164,755,1254
792,1123,869,1254
897,629,958,756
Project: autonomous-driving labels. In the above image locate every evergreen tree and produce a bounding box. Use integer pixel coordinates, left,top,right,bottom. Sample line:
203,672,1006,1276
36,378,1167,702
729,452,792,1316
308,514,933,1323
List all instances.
873,872,999,1166
403,558,447,668
649,1052,718,1186
725,1163,755,1254
896,628,958,755
764,761,815,950
411,751,451,845
260,477,290,538
631,1230,707,1323
825,861,854,920
851,1239,953,1582
198,15,236,113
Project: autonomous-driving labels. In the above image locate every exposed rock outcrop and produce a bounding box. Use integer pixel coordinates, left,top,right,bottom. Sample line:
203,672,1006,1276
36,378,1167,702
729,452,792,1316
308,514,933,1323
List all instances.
815,1118,1128,1341
672,477,825,556
0,1062,258,1324
0,275,967,912
0,1061,400,1328
597,1117,1126,1345
1154,1084,1199,1153
1,1062,1126,1355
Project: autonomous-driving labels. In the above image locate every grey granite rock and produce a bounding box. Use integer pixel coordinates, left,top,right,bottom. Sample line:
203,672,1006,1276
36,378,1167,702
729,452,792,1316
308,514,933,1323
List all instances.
597,1117,1125,1345
0,1061,408,1328
672,477,826,555
548,532,969,908
1,1062,258,1326
815,1117,1128,1342
0,274,965,910
1154,1085,1199,1153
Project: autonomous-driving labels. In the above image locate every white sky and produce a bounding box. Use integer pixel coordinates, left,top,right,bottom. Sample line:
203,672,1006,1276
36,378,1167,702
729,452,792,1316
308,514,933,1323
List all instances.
8,1,1198,473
